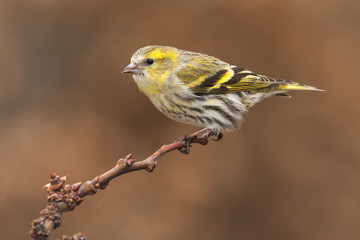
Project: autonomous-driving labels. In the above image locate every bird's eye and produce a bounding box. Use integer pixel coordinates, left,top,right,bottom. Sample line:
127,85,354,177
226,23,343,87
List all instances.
146,58,154,65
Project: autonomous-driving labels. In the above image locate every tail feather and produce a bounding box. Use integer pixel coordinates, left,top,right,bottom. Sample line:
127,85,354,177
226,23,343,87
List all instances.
280,83,325,92
275,93,292,98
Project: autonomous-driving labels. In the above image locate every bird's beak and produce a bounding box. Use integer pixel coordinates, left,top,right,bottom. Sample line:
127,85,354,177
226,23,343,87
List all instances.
122,62,140,74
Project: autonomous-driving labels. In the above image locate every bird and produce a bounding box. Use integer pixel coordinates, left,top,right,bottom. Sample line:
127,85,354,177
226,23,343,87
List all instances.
122,45,323,144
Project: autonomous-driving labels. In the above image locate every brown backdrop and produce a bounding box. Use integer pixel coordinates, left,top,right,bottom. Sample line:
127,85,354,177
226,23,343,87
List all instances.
1,0,359,239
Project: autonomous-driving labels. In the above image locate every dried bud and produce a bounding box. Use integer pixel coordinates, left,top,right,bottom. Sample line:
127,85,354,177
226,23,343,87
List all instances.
50,172,57,179
63,185,71,193
71,182,82,192
117,158,126,167
92,176,99,184
60,176,68,182
53,182,64,191
126,159,135,166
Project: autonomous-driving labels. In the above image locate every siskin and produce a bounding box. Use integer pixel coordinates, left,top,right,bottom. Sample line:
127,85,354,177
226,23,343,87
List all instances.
122,45,323,139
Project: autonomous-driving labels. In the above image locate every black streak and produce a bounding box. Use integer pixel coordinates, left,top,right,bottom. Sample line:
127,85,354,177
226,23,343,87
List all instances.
194,69,228,89
203,105,237,126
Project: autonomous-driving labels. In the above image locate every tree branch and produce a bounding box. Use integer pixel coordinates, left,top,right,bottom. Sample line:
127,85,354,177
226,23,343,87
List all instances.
30,134,209,240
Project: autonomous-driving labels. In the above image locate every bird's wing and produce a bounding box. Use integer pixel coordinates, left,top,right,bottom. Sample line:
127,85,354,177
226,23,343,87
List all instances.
177,64,288,95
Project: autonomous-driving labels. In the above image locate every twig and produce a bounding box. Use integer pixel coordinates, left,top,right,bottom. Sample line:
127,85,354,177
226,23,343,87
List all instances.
30,134,209,240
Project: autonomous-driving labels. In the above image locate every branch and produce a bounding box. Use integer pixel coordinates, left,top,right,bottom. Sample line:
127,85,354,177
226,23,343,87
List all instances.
30,134,209,240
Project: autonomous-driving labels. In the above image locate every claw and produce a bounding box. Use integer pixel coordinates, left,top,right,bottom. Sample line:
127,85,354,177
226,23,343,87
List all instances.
176,128,223,154
212,132,223,141
200,129,223,141
178,140,191,154
176,136,193,154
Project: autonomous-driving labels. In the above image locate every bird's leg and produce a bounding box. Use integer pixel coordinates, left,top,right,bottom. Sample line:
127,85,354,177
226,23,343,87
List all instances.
200,129,223,141
177,128,223,154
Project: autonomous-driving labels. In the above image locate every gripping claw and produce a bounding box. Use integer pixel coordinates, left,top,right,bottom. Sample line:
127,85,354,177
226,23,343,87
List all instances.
176,128,223,154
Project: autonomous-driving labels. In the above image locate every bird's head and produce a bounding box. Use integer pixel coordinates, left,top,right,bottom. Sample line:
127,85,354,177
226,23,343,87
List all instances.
122,45,180,84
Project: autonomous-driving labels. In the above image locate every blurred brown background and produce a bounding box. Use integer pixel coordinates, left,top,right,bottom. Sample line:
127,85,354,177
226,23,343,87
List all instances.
1,0,359,239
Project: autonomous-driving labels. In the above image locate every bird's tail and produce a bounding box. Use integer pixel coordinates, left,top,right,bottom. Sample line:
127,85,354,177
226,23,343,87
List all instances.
279,82,325,92
269,82,325,98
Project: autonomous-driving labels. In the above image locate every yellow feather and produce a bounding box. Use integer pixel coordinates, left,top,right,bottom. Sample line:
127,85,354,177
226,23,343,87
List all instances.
147,48,179,63
211,68,235,89
280,83,325,91
185,75,207,88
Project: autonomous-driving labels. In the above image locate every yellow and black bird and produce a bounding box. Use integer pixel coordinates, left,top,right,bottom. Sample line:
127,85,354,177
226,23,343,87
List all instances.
123,45,323,139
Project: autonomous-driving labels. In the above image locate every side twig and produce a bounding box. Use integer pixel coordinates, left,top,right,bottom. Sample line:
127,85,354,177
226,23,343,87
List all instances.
30,134,209,240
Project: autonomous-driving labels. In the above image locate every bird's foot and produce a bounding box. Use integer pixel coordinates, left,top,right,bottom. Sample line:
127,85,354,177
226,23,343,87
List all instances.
201,130,223,141
177,128,223,154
